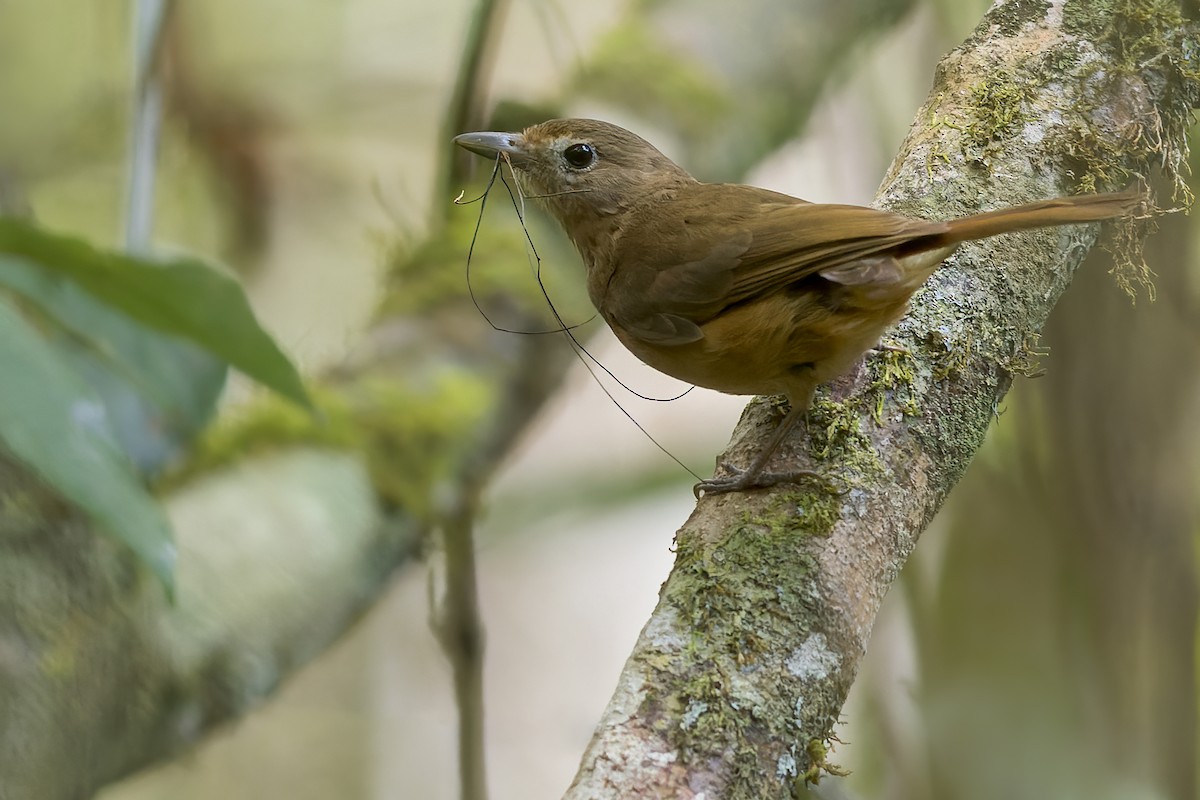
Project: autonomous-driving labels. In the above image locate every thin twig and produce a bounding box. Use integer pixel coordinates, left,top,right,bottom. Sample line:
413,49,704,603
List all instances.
426,4,518,800
432,318,576,800
435,0,512,214
435,501,488,800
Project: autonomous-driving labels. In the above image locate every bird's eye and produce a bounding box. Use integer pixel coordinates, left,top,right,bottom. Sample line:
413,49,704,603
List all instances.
562,143,596,169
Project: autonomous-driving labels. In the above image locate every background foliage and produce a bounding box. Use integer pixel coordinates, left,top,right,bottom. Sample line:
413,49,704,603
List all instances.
0,1,1194,798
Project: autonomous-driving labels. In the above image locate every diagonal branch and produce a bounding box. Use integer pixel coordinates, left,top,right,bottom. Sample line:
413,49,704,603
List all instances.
563,2,1198,797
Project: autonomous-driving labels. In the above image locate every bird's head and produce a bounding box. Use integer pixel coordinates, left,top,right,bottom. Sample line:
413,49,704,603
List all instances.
453,118,695,224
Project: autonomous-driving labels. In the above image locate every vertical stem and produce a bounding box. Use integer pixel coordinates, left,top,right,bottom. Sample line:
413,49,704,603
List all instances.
434,0,511,213
427,4,519,798
124,0,173,253
440,505,488,800
432,328,575,800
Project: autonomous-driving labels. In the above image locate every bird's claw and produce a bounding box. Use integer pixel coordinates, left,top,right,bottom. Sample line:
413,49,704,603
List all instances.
873,341,910,355
693,460,833,498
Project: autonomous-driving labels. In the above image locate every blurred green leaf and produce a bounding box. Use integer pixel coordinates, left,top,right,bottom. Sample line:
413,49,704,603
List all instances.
0,217,310,409
0,296,175,590
0,254,228,474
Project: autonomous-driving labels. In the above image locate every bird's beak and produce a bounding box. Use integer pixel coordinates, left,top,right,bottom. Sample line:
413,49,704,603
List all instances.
453,131,529,166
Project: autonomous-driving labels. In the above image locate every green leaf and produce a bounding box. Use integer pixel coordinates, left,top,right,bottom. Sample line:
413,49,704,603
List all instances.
0,217,310,410
0,255,228,474
0,296,175,591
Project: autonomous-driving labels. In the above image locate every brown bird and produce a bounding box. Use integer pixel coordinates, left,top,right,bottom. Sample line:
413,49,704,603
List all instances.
454,118,1142,496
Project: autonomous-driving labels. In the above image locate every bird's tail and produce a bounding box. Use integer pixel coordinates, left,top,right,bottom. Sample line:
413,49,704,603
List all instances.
939,184,1146,245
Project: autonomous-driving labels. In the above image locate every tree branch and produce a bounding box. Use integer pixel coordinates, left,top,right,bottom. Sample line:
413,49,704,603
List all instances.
0,180,583,800
0,304,577,799
563,2,1197,797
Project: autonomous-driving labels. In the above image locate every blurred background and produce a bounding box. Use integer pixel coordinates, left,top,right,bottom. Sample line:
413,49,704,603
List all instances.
3,0,1196,798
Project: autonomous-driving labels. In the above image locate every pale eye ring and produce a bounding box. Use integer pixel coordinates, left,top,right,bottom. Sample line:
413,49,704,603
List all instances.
563,143,596,169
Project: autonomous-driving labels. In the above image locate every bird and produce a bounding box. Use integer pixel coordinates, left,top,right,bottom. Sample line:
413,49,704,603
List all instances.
454,118,1143,496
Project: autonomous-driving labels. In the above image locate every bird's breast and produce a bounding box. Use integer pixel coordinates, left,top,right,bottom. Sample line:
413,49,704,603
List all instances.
607,286,912,401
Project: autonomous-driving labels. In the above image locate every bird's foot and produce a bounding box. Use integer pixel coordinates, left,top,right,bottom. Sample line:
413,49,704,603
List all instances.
872,341,910,355
693,460,831,498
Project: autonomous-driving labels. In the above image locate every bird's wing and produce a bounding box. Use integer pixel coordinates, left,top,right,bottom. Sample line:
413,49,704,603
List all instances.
606,187,949,345
727,201,950,301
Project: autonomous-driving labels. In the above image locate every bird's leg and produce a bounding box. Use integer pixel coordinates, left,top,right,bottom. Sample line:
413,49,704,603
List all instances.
693,404,824,497
873,341,910,355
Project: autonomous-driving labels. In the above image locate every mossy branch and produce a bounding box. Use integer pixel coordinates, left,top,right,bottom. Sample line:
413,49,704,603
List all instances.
0,130,584,800
563,2,1196,798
